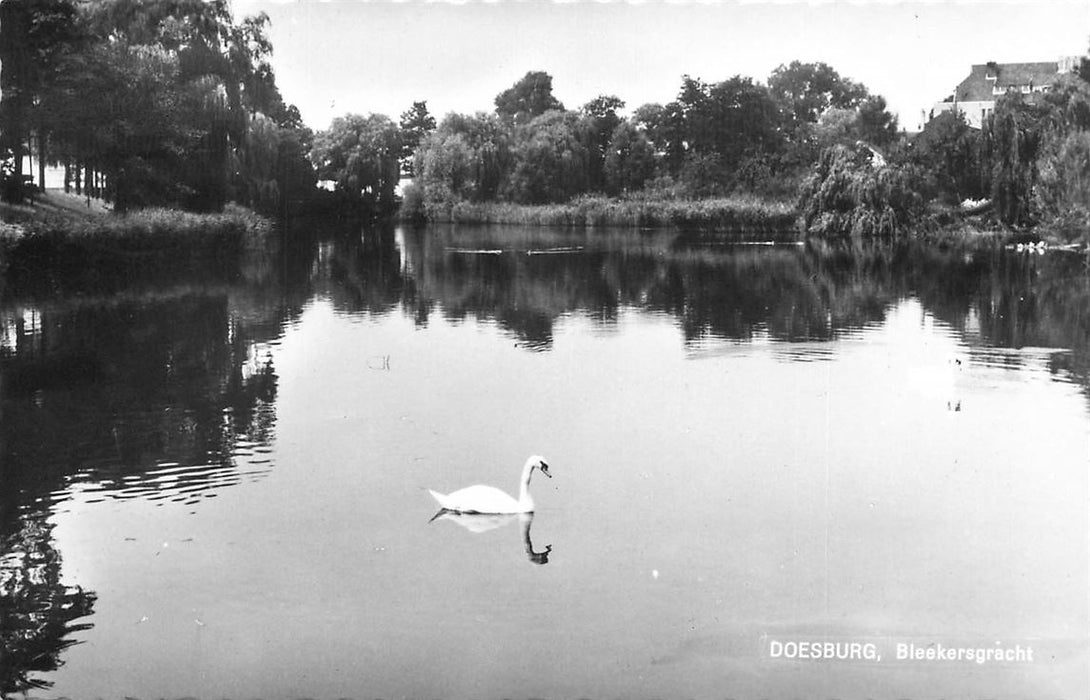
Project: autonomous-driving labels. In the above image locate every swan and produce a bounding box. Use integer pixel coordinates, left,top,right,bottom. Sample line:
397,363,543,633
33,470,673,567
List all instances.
428,455,550,514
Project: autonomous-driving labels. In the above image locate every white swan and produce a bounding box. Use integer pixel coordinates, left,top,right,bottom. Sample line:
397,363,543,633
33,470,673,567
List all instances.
428,455,551,514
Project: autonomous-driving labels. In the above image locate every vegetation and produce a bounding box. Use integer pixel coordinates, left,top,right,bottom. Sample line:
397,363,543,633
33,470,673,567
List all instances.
4,0,1087,243
402,193,795,231
798,44,1090,243
0,191,272,286
0,0,316,216
380,65,897,228
311,113,402,213
980,73,1090,241
797,144,924,237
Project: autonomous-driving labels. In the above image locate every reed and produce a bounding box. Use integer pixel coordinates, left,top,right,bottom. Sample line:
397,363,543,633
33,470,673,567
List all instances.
410,194,797,232
0,198,273,281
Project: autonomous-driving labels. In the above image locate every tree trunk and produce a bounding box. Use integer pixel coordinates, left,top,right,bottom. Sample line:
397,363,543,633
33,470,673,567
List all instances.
37,130,46,191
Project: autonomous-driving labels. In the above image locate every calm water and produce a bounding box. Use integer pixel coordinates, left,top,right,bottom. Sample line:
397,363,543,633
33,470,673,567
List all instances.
1,224,1088,699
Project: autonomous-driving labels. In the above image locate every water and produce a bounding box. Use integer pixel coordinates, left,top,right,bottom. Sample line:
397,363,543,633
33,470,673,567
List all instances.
2,224,1088,699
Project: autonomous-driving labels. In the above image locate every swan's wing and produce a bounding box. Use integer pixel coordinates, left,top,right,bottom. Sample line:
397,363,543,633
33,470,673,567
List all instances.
440,485,520,513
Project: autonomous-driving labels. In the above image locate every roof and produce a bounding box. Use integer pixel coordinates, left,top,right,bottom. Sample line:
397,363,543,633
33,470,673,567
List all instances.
951,61,1060,102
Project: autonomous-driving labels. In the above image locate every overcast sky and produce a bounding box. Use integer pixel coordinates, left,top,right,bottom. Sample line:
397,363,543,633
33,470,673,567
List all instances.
235,0,1090,133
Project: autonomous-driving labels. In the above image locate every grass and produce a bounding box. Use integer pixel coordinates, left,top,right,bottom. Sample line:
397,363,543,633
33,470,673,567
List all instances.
412,194,798,233
0,190,274,286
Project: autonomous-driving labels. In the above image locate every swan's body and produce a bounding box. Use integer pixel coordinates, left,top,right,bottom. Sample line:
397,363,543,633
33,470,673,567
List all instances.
428,455,550,514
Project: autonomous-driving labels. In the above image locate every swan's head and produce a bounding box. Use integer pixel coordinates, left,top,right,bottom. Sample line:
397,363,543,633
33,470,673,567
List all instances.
530,455,551,478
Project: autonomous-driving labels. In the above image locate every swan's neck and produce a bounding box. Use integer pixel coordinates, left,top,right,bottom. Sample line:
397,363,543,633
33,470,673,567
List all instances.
517,458,536,510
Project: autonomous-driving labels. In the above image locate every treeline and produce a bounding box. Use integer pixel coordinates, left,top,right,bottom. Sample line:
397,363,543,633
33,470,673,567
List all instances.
312,64,900,220
322,52,1090,242
0,0,316,215
793,48,1090,241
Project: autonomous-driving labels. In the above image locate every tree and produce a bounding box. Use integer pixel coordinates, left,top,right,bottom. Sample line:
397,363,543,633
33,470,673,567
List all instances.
398,100,436,176
604,121,655,194
768,61,868,128
506,110,588,203
704,76,785,166
632,100,686,174
855,95,899,147
581,94,625,192
494,71,564,125
798,143,924,238
239,112,316,216
3,0,313,212
311,113,402,212
44,40,195,211
0,0,84,198
908,110,984,203
415,112,513,204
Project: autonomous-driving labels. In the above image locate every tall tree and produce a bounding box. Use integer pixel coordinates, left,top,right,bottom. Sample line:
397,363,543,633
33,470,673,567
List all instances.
506,110,588,203
413,112,516,208
494,71,564,125
768,61,868,128
604,121,655,195
398,100,436,176
581,94,625,192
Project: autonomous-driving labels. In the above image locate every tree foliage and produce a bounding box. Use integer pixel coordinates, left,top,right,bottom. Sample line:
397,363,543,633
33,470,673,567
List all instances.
581,94,625,192
398,100,436,176
403,64,907,216
907,111,984,204
798,143,924,237
0,0,315,214
506,110,589,204
976,71,1090,235
604,121,656,195
412,112,513,209
494,71,564,125
312,113,401,211
768,61,868,129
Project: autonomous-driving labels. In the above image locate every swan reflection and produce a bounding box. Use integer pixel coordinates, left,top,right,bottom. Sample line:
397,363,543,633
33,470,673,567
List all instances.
428,511,552,565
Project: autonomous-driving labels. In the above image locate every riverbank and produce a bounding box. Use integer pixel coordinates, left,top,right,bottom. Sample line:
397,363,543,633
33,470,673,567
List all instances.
406,194,798,233
0,191,274,287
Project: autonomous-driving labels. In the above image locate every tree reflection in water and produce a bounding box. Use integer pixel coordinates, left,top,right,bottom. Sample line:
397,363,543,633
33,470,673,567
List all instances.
0,272,289,691
0,508,95,695
376,226,1090,400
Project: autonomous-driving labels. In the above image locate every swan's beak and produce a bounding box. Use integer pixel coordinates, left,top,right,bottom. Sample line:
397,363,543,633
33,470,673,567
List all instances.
540,462,552,478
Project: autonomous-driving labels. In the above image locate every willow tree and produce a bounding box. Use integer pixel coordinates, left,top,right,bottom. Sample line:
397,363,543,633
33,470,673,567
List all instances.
17,0,308,212
312,113,402,212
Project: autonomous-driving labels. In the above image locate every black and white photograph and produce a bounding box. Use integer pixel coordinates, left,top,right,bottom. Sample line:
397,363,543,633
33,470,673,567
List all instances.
1,0,1088,698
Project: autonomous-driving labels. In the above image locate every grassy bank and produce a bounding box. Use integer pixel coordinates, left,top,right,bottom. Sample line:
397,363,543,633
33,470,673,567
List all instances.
408,194,798,233
0,191,273,284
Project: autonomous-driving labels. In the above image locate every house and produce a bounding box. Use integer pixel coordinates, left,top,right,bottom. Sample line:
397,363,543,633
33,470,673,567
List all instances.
930,56,1081,128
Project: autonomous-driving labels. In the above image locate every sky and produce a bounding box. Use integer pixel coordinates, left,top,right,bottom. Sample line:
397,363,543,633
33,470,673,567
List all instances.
234,0,1090,133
